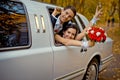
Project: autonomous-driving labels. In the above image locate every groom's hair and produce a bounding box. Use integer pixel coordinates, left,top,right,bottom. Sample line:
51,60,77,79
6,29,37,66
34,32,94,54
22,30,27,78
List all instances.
64,6,76,17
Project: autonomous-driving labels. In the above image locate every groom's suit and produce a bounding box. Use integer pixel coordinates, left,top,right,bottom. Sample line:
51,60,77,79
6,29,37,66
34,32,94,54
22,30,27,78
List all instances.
50,15,69,31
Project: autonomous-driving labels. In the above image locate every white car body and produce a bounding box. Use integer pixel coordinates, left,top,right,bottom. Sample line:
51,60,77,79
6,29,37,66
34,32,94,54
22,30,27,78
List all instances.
0,0,113,80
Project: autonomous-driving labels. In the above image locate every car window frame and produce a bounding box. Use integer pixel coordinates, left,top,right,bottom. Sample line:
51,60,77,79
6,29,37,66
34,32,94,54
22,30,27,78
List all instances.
75,14,90,41
0,0,31,51
47,7,84,47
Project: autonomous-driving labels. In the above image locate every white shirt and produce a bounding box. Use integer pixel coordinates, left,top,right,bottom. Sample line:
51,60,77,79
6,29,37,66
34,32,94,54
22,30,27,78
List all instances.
52,14,72,33
54,17,63,33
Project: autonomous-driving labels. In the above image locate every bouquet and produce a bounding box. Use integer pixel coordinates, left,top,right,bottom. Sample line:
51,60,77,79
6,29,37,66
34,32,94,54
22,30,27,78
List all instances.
86,26,107,42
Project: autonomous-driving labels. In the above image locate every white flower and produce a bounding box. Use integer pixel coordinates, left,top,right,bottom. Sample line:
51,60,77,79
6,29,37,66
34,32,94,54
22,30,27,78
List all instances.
96,32,101,36
90,30,94,34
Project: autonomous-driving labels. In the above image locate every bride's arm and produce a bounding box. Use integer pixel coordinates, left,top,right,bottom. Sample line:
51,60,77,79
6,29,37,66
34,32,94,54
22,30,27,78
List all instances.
75,27,88,40
55,34,95,47
88,6,103,27
55,34,83,46
75,6,102,41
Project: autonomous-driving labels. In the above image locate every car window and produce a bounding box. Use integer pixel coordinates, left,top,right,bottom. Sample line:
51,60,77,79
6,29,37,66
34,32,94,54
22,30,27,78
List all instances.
76,15,86,29
0,1,29,50
76,14,90,40
47,7,81,46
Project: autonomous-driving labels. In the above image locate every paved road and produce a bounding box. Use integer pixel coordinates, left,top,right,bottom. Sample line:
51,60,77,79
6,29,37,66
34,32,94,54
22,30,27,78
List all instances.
98,54,120,80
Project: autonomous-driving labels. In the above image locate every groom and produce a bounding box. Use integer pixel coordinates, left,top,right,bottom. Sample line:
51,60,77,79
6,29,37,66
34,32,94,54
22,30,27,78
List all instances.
50,6,76,33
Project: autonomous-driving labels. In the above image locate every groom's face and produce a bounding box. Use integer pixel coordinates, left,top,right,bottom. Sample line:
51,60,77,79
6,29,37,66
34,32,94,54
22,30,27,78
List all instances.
59,9,74,23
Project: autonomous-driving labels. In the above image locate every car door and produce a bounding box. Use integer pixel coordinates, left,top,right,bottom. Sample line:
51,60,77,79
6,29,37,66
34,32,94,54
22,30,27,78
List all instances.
50,14,89,79
0,1,53,80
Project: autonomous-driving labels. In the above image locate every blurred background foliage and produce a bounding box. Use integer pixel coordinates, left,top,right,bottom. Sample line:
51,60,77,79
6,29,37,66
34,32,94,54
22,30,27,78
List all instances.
35,0,119,24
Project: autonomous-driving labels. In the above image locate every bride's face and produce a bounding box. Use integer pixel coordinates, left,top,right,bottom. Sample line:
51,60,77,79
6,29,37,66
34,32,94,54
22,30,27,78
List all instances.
63,28,76,39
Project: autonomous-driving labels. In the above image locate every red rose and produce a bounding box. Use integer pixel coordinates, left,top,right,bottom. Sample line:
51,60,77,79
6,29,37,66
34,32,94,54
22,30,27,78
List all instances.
86,26,107,42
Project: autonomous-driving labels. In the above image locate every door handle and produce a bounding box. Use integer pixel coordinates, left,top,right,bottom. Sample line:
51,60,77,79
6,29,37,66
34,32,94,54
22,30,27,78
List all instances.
80,48,87,52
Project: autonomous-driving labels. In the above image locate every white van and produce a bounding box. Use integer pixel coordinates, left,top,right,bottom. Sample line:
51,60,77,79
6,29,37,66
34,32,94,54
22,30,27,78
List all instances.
0,0,113,80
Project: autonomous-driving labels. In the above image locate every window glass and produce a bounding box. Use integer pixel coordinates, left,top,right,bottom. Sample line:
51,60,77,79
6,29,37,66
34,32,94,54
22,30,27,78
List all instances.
0,1,29,48
76,15,86,29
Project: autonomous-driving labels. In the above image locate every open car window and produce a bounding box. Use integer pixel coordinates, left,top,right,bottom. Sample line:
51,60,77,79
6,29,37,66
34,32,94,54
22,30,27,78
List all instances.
47,7,83,46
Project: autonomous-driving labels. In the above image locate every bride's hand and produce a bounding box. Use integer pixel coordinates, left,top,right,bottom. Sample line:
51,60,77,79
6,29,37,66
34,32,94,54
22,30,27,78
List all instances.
94,6,103,19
